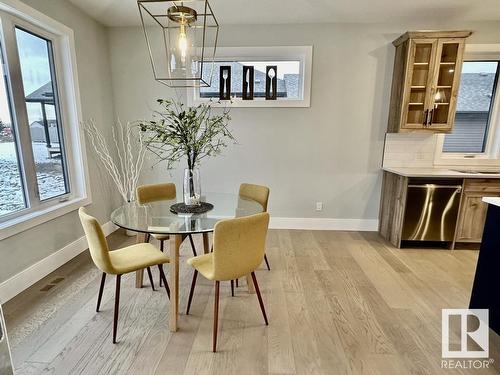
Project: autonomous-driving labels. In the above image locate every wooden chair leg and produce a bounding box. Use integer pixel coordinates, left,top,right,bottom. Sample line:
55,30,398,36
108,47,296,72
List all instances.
186,270,198,315
159,240,165,286
96,272,106,312
113,274,122,344
264,254,271,271
146,267,156,291
251,272,268,325
235,278,239,287
230,279,234,297
158,265,170,299
213,281,220,352
188,234,197,256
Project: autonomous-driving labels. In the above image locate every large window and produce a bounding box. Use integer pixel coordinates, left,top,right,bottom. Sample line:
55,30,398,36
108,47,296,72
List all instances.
0,4,88,237
0,21,69,219
443,61,500,154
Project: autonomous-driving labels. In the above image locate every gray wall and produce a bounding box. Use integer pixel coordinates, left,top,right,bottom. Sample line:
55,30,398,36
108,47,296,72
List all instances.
108,21,500,219
0,0,118,283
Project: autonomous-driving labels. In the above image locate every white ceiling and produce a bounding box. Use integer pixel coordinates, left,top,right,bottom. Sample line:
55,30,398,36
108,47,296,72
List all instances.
69,0,500,26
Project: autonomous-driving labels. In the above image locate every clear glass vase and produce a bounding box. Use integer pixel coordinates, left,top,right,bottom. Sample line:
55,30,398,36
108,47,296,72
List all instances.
183,168,201,206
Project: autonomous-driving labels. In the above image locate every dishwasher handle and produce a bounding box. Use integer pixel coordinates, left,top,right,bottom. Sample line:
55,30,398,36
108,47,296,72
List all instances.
408,184,462,191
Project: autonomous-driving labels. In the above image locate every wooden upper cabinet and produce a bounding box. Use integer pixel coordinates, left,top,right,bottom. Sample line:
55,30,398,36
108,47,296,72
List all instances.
387,31,472,133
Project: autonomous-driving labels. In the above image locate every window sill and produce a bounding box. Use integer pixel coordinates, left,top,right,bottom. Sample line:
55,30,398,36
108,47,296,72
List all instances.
188,98,310,108
0,196,90,241
434,151,500,165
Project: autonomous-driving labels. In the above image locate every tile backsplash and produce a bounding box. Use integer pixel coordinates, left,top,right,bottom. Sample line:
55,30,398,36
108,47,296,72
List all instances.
383,133,437,168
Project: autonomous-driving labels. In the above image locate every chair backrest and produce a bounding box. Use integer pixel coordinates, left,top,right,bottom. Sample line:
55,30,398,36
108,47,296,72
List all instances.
78,207,114,274
136,183,176,204
212,212,270,280
239,183,270,212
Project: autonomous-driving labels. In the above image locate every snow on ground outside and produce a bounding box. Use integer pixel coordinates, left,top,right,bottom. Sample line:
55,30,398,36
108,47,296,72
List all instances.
0,142,65,217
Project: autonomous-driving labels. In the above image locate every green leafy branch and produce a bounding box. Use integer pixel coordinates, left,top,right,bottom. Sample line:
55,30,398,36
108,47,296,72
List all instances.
139,99,234,170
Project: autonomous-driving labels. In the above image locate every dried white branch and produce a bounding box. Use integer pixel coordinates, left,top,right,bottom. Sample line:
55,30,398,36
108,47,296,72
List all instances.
82,119,146,203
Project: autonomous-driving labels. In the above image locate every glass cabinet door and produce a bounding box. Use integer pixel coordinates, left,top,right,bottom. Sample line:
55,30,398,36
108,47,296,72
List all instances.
403,39,438,128
428,39,465,129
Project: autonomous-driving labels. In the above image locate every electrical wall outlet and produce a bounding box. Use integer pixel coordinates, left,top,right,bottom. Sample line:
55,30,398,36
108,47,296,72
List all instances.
316,202,323,211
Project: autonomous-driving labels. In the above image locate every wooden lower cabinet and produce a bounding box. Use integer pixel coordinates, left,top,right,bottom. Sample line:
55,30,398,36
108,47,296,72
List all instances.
455,194,492,242
379,172,408,248
455,179,500,243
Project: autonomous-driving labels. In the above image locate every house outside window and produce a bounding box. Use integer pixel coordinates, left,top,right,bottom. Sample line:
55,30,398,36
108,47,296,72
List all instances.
443,61,499,154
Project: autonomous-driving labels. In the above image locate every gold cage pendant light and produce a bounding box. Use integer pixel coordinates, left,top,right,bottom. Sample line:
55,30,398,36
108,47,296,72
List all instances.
137,0,219,88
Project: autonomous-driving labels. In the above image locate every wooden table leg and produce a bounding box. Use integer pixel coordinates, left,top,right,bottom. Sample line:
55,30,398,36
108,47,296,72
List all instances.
202,233,210,254
169,234,182,332
135,233,147,288
246,274,255,294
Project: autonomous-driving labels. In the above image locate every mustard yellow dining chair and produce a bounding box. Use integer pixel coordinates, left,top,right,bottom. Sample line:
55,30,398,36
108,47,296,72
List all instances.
79,207,170,343
186,212,270,352
239,183,271,270
136,183,198,286
136,182,176,253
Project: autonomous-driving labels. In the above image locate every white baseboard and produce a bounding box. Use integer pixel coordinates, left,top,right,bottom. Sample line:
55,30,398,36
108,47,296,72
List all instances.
0,221,117,304
269,217,379,231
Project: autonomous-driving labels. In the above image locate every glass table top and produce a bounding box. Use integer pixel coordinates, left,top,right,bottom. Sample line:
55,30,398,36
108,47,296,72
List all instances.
110,192,264,235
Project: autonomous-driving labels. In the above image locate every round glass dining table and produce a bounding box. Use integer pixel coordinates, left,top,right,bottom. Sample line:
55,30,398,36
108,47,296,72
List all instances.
110,192,265,332
111,192,264,235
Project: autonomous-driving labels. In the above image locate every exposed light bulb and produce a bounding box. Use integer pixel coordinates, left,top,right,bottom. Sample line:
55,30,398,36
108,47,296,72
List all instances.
178,23,188,65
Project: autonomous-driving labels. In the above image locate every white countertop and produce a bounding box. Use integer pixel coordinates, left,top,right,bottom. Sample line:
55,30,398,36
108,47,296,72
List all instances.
483,197,500,207
383,166,500,178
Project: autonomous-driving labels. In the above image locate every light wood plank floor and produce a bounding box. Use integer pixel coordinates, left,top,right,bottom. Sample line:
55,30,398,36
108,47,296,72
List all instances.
4,230,500,375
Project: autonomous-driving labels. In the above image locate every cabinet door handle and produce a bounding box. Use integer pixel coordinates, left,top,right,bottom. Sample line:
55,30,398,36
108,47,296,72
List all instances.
428,108,434,126
423,109,429,126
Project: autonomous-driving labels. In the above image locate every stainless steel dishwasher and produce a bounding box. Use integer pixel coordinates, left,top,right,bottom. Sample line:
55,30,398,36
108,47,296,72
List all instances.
402,180,462,242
